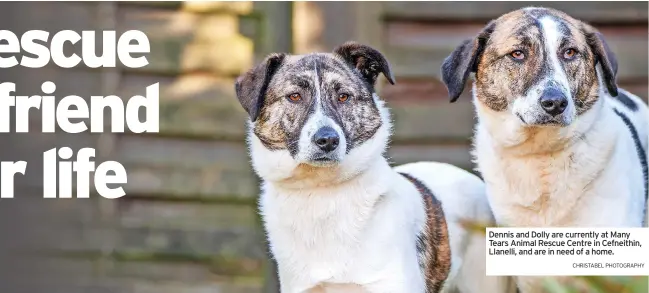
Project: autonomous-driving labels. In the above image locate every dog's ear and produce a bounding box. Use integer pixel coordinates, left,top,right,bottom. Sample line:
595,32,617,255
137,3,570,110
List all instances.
235,53,286,122
333,41,396,87
582,24,618,96
441,21,495,103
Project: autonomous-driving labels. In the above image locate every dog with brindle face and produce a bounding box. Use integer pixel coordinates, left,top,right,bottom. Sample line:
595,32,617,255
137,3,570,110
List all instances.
442,7,649,292
236,42,512,293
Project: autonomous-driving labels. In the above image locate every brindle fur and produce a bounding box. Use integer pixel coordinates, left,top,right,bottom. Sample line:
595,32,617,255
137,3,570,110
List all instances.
400,172,452,293
441,7,618,116
235,43,394,156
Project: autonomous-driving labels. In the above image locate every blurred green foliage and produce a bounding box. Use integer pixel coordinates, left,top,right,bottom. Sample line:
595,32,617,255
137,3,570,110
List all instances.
542,276,648,293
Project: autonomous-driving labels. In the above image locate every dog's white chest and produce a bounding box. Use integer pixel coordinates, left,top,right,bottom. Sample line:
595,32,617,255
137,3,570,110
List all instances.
477,148,589,226
474,119,644,227
259,180,426,293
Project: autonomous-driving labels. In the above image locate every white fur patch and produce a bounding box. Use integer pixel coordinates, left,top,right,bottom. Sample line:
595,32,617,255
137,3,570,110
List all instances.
539,16,571,94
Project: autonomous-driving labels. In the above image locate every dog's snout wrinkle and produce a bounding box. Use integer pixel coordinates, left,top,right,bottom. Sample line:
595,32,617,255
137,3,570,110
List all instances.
313,126,340,153
539,87,568,116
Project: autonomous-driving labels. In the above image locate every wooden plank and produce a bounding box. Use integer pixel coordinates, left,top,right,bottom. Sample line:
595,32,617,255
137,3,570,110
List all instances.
380,77,457,102
388,143,473,171
114,230,263,276
112,135,255,200
113,279,262,293
383,2,648,23
115,202,265,277
386,22,481,51
381,77,476,141
123,162,258,201
26,258,99,289
17,277,263,293
182,1,253,15
107,260,223,283
118,200,258,231
120,1,256,15
253,2,292,62
51,200,266,276
598,26,649,82
293,2,382,55
115,136,257,200
384,45,450,80
0,271,105,293
113,134,249,168
620,82,648,102
0,196,104,254
119,2,182,10
389,99,476,142
385,22,648,80
116,6,253,75
9,256,98,284
106,261,266,290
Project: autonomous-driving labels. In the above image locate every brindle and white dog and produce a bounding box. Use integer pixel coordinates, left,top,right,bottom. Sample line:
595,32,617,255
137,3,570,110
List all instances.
235,42,512,293
442,7,649,292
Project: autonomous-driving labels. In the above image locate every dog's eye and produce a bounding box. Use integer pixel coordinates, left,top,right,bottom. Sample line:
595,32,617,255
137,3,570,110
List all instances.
338,93,350,103
563,48,578,60
510,50,525,60
287,93,302,102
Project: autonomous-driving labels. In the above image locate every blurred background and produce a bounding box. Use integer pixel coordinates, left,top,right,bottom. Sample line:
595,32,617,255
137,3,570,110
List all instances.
0,1,647,293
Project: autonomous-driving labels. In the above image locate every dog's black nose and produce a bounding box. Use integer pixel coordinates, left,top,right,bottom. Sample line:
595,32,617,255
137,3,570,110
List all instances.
312,126,340,152
539,88,568,116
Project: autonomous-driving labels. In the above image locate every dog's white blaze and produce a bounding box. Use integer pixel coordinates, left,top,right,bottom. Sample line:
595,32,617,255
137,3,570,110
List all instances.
540,17,571,98
296,62,346,162
540,16,576,122
314,60,322,103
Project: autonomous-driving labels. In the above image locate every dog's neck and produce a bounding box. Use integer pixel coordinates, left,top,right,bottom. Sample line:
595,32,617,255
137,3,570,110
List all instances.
269,155,393,195
259,156,393,258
